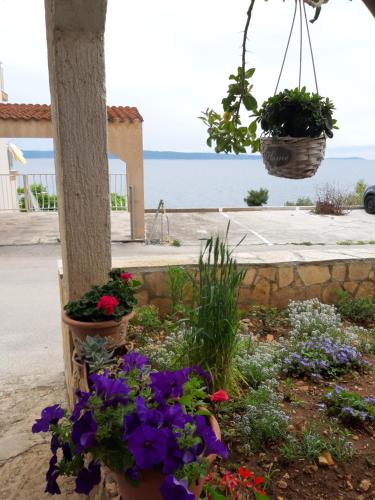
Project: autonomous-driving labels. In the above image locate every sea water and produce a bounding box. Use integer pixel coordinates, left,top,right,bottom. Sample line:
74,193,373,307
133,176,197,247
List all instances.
20,158,375,208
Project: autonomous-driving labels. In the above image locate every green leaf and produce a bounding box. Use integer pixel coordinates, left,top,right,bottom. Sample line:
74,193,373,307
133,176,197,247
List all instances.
245,68,256,78
254,492,270,500
243,94,257,112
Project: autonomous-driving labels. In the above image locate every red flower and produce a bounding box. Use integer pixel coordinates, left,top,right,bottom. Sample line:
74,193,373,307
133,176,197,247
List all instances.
120,272,133,281
210,390,229,402
96,295,119,316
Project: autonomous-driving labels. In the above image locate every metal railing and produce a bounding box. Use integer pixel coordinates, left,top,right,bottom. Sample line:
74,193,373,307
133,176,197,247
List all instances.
0,173,127,212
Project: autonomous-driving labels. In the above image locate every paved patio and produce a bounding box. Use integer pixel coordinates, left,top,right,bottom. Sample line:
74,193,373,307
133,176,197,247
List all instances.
0,208,374,248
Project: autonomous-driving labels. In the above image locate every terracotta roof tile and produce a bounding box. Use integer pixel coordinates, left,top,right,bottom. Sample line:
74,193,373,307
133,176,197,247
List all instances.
0,103,143,123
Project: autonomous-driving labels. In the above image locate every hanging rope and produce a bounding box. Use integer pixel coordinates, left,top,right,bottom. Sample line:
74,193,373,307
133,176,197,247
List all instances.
274,0,298,95
298,0,303,89
274,0,320,95
302,0,319,93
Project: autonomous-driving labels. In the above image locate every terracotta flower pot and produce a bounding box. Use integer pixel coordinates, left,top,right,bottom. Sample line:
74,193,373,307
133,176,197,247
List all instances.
114,415,221,500
62,310,135,350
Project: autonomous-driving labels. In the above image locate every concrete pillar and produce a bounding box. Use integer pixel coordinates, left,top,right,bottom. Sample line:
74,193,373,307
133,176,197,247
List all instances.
108,122,145,240
44,0,111,301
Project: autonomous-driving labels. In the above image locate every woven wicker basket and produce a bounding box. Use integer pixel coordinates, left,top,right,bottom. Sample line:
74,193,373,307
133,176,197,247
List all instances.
260,135,326,179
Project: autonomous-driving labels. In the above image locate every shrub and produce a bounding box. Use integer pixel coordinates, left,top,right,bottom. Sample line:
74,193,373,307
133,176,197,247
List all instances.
110,193,127,211
244,188,268,207
254,87,337,139
345,179,368,206
343,326,375,354
323,386,375,426
280,425,353,463
229,387,289,454
288,299,341,341
248,304,287,334
335,289,375,325
131,305,162,331
185,228,246,390
140,328,189,370
315,183,349,216
235,339,281,389
18,183,58,211
282,337,366,379
284,197,314,207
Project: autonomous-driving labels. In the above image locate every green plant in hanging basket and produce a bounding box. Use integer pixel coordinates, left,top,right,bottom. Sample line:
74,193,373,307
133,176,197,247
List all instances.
253,87,337,139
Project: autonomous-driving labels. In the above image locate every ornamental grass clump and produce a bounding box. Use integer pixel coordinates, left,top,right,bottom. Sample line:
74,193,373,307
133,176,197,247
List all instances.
32,353,228,498
323,386,375,426
186,228,246,391
64,269,140,322
282,337,367,380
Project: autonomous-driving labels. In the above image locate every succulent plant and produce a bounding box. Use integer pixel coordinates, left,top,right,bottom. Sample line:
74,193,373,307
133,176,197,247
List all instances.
78,335,115,373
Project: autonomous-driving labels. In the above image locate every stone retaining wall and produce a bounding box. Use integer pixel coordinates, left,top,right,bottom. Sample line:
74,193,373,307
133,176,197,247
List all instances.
128,259,375,315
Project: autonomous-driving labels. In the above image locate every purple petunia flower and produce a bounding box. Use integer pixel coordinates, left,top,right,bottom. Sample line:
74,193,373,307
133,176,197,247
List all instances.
90,372,130,406
75,460,101,495
72,411,97,453
150,370,190,401
45,454,61,495
163,403,193,429
32,404,64,433
135,396,164,427
364,396,375,405
194,415,228,459
61,442,72,462
160,474,194,500
127,424,168,469
70,391,91,422
122,352,149,373
50,435,59,454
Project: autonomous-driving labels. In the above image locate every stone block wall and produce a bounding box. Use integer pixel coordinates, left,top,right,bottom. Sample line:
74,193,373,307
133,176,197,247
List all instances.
128,259,375,315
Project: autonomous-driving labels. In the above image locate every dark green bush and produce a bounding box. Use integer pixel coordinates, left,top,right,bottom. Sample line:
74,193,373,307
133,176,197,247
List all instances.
335,289,375,325
254,87,337,138
244,188,268,207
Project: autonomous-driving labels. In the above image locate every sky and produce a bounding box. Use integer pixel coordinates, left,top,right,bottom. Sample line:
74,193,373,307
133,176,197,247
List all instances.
0,0,374,157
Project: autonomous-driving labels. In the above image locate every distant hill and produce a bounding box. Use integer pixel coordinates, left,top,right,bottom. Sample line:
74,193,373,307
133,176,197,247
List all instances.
23,150,367,161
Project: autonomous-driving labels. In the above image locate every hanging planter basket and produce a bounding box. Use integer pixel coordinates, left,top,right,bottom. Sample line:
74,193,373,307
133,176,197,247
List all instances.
260,135,326,179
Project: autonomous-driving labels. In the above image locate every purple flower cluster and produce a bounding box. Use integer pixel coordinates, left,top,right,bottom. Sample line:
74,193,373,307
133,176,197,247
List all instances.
323,385,375,426
283,337,367,379
32,352,227,499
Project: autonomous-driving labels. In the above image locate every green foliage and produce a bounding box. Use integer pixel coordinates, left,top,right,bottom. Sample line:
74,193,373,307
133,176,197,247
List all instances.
18,183,57,211
284,197,314,207
199,67,258,154
248,304,286,334
64,272,140,322
185,228,246,390
335,289,375,325
167,266,190,314
244,188,268,207
223,387,289,454
345,179,368,206
253,87,337,139
110,193,127,211
131,305,162,331
323,386,375,426
78,335,114,373
235,339,282,389
279,425,353,463
171,239,181,247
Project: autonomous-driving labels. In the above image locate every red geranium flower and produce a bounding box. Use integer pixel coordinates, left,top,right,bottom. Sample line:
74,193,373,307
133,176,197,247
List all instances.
210,390,229,402
120,272,133,281
96,295,119,316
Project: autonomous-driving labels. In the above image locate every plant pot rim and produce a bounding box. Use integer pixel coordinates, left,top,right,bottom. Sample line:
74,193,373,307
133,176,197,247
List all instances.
261,134,325,141
62,310,134,328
